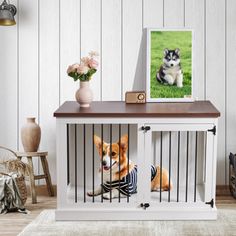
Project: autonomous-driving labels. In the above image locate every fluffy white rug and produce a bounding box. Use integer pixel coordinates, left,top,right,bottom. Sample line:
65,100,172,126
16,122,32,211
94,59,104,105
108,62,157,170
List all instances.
18,209,236,236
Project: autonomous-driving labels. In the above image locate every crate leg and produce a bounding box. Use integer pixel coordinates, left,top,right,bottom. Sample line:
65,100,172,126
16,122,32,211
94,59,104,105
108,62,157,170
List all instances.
57,120,68,208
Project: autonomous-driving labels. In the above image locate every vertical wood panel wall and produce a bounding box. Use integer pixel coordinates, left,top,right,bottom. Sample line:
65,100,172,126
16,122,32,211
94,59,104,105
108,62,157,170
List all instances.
0,0,234,185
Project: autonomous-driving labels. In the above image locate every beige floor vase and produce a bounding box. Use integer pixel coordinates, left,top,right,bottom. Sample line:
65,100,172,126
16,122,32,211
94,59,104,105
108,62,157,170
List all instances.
21,117,41,152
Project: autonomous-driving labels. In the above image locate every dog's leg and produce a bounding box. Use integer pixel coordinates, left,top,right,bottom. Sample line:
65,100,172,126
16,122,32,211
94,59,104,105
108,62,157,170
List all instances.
164,74,174,85
176,73,183,88
87,185,102,197
151,166,173,192
103,189,126,200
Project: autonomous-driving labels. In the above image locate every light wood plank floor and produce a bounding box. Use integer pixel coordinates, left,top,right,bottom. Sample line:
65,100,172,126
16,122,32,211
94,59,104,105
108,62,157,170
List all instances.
0,186,235,236
0,186,57,236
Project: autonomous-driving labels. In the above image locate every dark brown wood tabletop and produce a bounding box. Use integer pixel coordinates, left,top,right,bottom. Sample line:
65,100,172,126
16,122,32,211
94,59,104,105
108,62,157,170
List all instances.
54,101,220,118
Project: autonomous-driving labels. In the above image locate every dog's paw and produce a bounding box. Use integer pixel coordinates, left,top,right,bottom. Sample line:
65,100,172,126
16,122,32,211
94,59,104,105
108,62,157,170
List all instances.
87,191,94,197
151,188,161,192
103,192,111,200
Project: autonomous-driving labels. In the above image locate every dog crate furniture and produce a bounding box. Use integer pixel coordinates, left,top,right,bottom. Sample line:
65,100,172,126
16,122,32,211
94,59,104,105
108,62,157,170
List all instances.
54,101,220,220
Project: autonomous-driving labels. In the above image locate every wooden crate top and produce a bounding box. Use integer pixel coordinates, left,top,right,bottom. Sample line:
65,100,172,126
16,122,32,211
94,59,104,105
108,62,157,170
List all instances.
54,101,220,118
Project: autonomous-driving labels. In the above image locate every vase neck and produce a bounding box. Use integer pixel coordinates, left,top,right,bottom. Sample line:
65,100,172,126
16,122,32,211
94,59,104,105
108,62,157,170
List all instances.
27,117,36,123
80,81,90,87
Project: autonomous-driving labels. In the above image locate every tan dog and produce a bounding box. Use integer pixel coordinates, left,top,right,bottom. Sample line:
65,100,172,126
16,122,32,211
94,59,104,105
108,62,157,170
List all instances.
87,134,172,200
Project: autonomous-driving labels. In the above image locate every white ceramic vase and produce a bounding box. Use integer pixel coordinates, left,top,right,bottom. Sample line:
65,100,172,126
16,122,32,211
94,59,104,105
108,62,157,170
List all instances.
21,117,41,152
75,81,93,108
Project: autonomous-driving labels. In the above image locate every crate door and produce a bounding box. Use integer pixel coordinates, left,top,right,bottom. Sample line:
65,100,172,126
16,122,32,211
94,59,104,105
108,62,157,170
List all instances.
144,123,216,208
66,123,143,208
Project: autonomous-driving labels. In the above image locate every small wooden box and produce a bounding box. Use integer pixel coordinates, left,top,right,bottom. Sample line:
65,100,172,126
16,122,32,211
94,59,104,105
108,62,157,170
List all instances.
125,91,146,104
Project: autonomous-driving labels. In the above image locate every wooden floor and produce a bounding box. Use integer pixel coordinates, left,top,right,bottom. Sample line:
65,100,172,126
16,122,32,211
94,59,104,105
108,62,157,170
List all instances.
0,186,235,236
0,186,57,236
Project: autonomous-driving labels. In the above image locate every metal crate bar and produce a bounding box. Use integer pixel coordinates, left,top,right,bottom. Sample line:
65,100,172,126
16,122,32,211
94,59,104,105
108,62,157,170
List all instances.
185,131,189,202
75,125,77,203
168,131,171,202
92,124,95,203
160,131,163,202
110,124,112,202
194,131,198,202
118,124,121,202
177,131,180,202
101,124,104,202
127,124,130,203
84,124,86,203
67,124,70,185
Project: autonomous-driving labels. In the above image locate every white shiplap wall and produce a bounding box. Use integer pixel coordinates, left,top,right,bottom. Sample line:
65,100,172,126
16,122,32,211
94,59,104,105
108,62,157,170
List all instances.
0,0,234,185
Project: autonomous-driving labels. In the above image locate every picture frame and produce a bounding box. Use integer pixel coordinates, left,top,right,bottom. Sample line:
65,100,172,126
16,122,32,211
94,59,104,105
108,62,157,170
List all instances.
146,28,194,102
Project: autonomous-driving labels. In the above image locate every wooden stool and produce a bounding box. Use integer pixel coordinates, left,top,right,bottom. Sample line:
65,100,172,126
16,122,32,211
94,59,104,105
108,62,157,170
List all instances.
16,151,54,204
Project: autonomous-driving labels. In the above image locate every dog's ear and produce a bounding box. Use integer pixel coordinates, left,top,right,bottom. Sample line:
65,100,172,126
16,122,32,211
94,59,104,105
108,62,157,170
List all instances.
175,48,180,56
164,48,169,56
118,134,128,153
94,135,103,154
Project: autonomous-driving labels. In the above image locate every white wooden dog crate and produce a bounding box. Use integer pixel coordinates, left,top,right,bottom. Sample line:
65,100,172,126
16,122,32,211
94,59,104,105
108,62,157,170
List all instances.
54,101,220,220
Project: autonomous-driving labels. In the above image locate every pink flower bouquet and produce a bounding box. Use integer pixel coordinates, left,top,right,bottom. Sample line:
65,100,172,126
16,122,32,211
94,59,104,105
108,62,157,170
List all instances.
67,51,99,81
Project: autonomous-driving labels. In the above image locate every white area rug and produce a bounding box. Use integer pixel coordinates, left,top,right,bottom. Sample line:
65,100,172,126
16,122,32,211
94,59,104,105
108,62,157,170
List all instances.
18,209,236,236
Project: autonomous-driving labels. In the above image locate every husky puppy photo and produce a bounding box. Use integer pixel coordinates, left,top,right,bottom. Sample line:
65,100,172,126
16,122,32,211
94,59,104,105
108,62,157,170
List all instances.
156,48,183,88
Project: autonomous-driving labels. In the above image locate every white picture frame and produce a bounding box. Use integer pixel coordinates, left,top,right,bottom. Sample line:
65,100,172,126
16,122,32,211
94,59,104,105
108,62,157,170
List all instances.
146,28,194,102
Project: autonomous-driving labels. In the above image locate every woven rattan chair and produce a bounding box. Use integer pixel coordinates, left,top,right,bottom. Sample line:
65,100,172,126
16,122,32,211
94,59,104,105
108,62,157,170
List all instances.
0,146,28,205
0,145,18,160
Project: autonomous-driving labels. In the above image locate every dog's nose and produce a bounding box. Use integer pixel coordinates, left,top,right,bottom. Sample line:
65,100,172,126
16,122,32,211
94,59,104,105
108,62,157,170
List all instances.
102,160,107,166
171,63,174,67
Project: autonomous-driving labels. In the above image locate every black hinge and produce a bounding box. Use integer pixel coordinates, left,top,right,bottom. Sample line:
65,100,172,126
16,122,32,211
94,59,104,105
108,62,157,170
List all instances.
205,199,214,208
140,203,150,210
141,126,151,132
208,126,216,135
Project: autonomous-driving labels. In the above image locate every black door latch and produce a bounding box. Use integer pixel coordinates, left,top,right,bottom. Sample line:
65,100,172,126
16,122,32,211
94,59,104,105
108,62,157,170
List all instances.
141,126,151,132
205,199,214,208
208,126,216,135
140,203,150,210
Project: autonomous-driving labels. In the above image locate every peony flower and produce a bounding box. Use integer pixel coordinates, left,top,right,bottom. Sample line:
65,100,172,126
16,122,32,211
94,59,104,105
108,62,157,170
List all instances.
88,58,99,69
71,63,80,69
67,63,80,74
77,64,89,74
89,51,99,58
67,65,74,74
81,57,90,66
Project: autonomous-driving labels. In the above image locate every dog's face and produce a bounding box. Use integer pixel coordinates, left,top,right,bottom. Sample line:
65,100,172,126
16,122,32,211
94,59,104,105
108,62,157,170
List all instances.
94,134,128,171
163,48,180,67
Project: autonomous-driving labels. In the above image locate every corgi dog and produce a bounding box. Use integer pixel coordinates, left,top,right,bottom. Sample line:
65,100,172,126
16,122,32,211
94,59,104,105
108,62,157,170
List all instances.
87,134,172,200
156,48,183,88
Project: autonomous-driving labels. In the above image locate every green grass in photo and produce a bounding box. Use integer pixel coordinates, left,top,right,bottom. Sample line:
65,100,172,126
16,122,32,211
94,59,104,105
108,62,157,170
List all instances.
150,31,192,98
